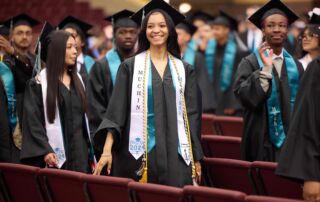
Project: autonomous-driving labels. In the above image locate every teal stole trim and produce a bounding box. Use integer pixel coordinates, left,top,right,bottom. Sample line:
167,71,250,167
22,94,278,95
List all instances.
254,49,299,148
147,63,155,152
84,55,95,73
106,48,121,86
183,39,197,67
0,62,17,131
205,33,237,92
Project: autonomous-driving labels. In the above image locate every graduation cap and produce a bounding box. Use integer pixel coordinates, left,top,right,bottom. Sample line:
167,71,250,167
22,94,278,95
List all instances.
186,10,214,24
3,13,40,32
248,0,299,29
176,21,197,35
210,10,238,31
105,9,137,30
58,16,92,39
35,22,55,62
131,0,185,26
310,13,320,25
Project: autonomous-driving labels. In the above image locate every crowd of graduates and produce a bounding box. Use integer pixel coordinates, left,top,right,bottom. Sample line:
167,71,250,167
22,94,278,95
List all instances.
1,0,320,201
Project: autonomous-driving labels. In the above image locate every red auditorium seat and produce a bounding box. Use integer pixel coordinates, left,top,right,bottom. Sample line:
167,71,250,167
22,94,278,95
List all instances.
202,135,241,159
82,174,132,202
213,115,243,137
184,185,246,202
0,163,44,202
128,181,184,202
245,195,304,202
203,158,257,194
39,168,88,202
202,114,217,135
251,161,303,199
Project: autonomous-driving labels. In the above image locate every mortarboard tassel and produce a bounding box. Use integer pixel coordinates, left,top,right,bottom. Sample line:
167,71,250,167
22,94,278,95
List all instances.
33,40,42,77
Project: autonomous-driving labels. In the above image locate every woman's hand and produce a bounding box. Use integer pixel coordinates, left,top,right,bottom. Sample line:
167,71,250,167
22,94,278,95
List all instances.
93,131,114,175
303,181,320,202
93,153,112,175
44,153,58,168
258,42,273,66
195,161,202,184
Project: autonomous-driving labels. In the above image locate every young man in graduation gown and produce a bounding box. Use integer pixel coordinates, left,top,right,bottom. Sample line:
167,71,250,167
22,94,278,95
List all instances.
234,0,304,162
0,14,40,163
206,11,249,115
176,21,214,112
276,14,320,202
59,16,95,84
87,10,139,134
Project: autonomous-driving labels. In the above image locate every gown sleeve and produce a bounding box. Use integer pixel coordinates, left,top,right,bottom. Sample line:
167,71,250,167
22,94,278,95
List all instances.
276,58,320,182
93,59,132,152
185,63,204,161
233,55,271,111
20,79,53,166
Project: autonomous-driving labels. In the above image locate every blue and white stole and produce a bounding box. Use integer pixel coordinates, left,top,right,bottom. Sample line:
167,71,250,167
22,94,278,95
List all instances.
254,49,299,148
38,69,96,168
105,48,122,86
205,33,237,92
129,51,191,165
182,39,198,67
0,62,17,131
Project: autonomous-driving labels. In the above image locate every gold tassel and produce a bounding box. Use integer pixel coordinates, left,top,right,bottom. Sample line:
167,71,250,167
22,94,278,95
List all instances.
139,167,148,183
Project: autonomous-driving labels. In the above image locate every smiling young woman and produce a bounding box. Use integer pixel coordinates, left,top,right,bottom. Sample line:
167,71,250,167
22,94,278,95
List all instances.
92,0,203,188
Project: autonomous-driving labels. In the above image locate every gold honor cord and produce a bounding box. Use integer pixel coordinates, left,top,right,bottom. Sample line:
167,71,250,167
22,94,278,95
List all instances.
169,53,196,182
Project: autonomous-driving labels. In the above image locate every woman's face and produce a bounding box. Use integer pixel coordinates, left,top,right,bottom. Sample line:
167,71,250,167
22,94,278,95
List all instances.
64,27,83,55
65,36,78,66
146,12,169,47
302,29,319,52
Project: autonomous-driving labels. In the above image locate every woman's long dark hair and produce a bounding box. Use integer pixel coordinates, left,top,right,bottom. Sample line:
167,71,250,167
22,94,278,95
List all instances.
46,30,87,123
136,9,181,59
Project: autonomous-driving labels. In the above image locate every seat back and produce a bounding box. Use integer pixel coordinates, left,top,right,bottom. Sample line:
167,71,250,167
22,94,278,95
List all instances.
82,174,132,202
251,161,302,199
213,115,243,137
245,195,304,202
128,182,183,202
203,158,256,194
202,135,241,159
202,114,218,135
0,163,43,202
184,185,246,202
39,168,88,202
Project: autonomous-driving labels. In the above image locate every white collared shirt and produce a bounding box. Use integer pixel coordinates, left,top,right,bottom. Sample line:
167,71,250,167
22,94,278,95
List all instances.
77,53,84,73
299,54,312,70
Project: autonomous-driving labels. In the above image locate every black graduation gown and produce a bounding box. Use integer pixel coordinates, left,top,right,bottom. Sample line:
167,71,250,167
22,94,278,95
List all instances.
210,43,249,115
191,52,215,113
0,79,11,162
276,57,320,182
21,79,91,173
87,54,123,134
93,57,203,187
234,53,304,162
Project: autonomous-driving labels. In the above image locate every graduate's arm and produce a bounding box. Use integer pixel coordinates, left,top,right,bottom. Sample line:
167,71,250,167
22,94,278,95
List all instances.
20,79,53,165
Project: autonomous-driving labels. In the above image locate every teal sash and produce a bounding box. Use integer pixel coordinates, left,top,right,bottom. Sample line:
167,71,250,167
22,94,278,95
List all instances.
0,62,17,131
183,39,197,67
147,62,155,152
205,33,237,92
106,48,121,86
254,49,299,148
84,55,95,73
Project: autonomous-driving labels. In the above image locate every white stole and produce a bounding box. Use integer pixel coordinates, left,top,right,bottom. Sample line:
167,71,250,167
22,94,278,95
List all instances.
129,51,191,165
38,69,95,168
